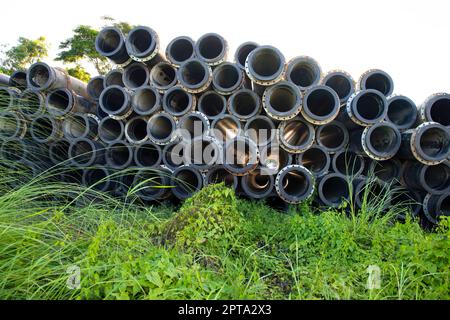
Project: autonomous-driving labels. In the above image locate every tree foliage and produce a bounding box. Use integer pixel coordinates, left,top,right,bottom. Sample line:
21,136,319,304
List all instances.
66,65,91,82
0,37,49,74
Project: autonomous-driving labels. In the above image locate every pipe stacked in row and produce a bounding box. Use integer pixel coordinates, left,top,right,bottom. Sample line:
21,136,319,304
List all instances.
0,25,449,226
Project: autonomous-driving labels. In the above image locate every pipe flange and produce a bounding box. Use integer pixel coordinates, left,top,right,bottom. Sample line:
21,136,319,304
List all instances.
244,46,286,87
262,81,303,121
275,165,315,204
410,122,448,165
361,121,401,161
223,136,260,176
357,69,394,96
419,92,449,124
129,40,161,64
278,118,315,154
321,69,356,104
346,91,370,127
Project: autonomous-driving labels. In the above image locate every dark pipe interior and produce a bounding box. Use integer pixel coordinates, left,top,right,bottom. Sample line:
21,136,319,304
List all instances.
100,118,122,141
148,115,174,140
440,195,450,214
151,63,176,87
368,125,399,153
0,113,18,136
335,152,363,176
66,115,87,139
133,88,157,113
138,172,164,197
281,170,308,197
28,64,50,88
1,140,25,161
97,29,121,54
125,65,148,88
21,91,41,115
0,89,13,108
199,92,225,117
424,164,450,192
365,73,392,96
85,168,108,191
214,65,239,89
109,143,131,166
102,87,125,112
301,147,328,174
105,70,124,87
208,168,235,187
325,75,351,100
128,29,153,54
356,92,385,120
373,160,399,182
246,170,271,192
228,139,252,168
318,123,345,149
306,89,335,117
49,140,70,163
237,43,258,67
246,118,273,145
282,120,311,147
32,117,53,140
269,87,297,112
388,98,416,127
175,169,201,196
71,140,94,164
250,48,282,77
180,60,207,86
127,118,148,142
322,176,349,203
165,89,190,114
288,62,317,87
231,91,258,116
212,117,239,142
136,144,160,166
10,72,27,88
169,38,194,63
419,127,449,158
88,78,104,99
430,98,450,126
198,35,223,60
48,90,70,112
180,115,206,138
163,143,184,168
188,139,216,166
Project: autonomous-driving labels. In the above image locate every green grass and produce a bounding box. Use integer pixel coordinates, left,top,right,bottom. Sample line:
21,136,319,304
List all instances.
0,160,449,300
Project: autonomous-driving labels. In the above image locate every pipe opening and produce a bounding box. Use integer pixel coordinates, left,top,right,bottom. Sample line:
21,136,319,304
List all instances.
88,77,104,99
334,151,363,176
282,170,309,198
49,140,70,163
136,171,165,197
321,176,349,204
419,127,449,159
236,43,258,68
199,92,226,118
97,29,121,54
373,160,400,182
127,29,154,55
365,73,392,96
179,60,207,86
20,91,41,116
187,139,218,167
65,115,87,139
163,142,184,168
47,89,70,113
230,90,259,118
105,70,124,87
300,147,328,174
10,71,27,89
325,75,352,100
250,48,282,77
207,167,235,187
246,117,274,146
214,64,240,90
430,98,450,126
151,63,176,88
212,116,240,142
28,64,50,88
198,35,224,60
269,87,297,112
109,143,131,167
169,38,194,63
0,112,20,137
148,114,174,141
127,117,148,142
282,120,312,148
246,170,272,193
356,92,385,121
424,164,450,192
179,114,207,139
84,168,108,191
387,98,416,128
1,140,25,161
31,117,53,141
133,88,157,114
0,89,13,108
368,125,399,154
136,143,161,167
174,168,202,197
288,61,318,88
306,88,336,117
226,138,256,170
99,118,123,142
441,195,450,214
165,88,191,114
261,146,290,171
124,65,148,89
317,123,346,150
101,87,126,112
71,140,94,165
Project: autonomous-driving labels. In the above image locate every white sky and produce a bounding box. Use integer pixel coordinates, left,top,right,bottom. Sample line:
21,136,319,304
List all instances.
2,0,450,104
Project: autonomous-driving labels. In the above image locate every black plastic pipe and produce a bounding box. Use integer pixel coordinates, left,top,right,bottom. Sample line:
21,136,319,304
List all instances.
0,111,26,139
99,85,132,119
162,85,196,117
105,141,134,169
125,116,149,144
177,111,210,140
125,26,163,67
285,56,321,91
386,95,418,130
122,62,150,90
315,121,349,153
194,33,228,66
262,81,302,121
0,87,20,110
296,145,331,178
244,115,276,147
234,41,258,70
391,188,423,220
177,58,212,94
133,166,172,201
147,112,177,145
423,193,450,224
183,135,222,170
134,142,162,167
9,70,28,90
48,139,70,165
162,141,185,170
402,161,450,195
210,114,241,143
46,88,95,117
170,165,204,200
95,27,131,66
321,70,355,105
259,144,293,174
205,165,238,189
228,88,261,121
241,166,274,199
275,165,315,204
223,136,259,176
419,93,450,126
212,62,243,95
0,138,27,162
150,62,177,92
87,76,105,102
29,115,63,143
278,117,315,153
0,73,9,86
358,69,394,96
165,36,196,67
131,86,161,116
366,158,402,183
198,90,227,121
317,173,350,208
82,166,114,192
68,138,105,167
63,113,99,140
104,69,125,88
18,89,46,118
98,116,125,143
301,85,340,125
332,150,365,177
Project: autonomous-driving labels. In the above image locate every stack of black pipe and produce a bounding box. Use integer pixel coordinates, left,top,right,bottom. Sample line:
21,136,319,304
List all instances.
0,25,449,226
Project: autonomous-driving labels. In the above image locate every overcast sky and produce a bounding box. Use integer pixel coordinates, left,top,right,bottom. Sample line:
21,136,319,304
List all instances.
3,0,450,103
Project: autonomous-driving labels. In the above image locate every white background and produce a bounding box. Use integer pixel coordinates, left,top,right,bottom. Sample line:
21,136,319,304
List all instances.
2,0,450,104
